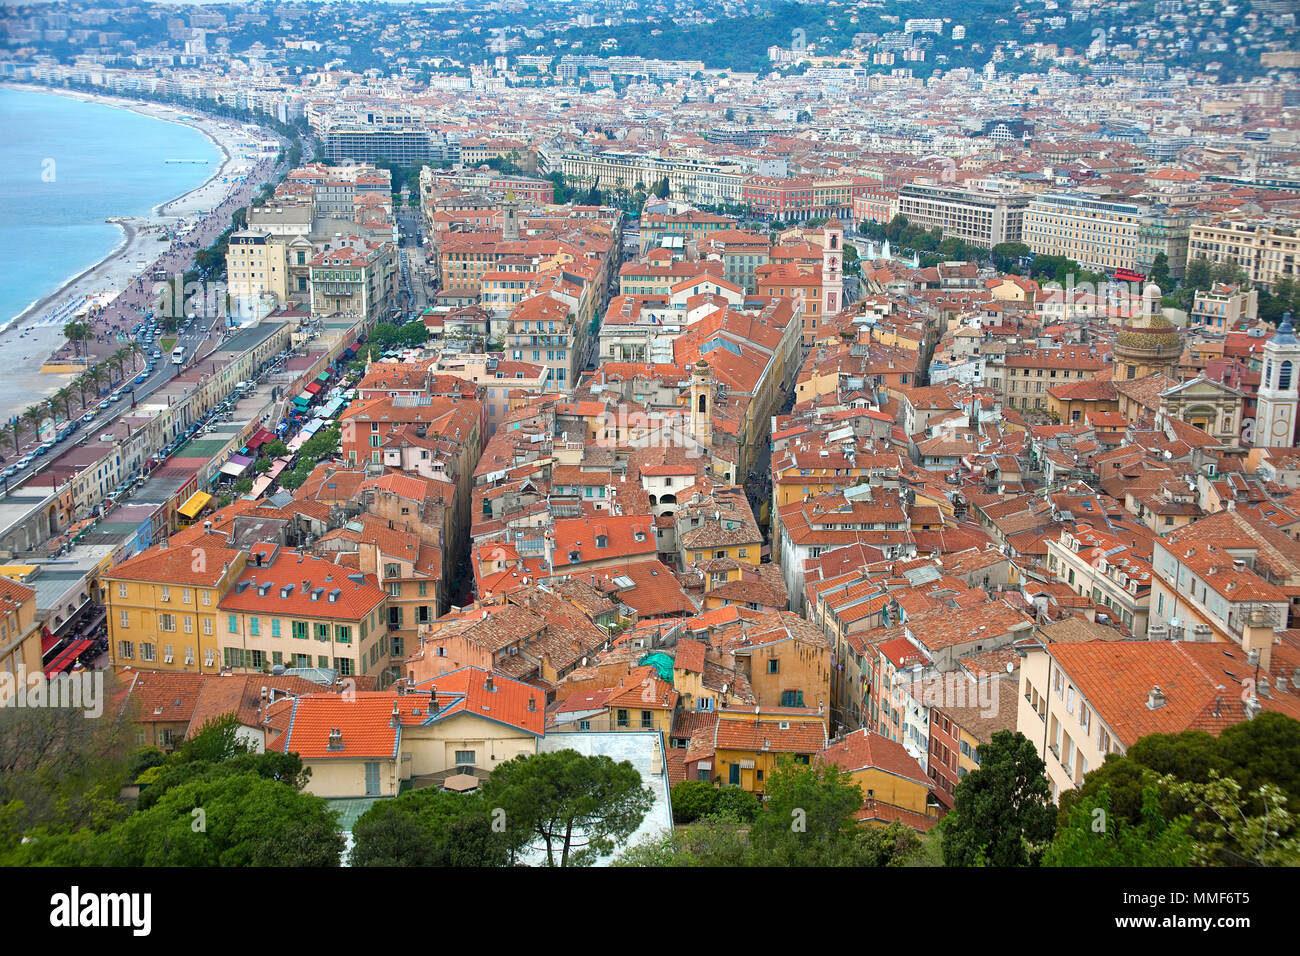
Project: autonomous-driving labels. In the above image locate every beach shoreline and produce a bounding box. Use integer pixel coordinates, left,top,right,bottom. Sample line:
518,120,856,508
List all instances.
0,83,283,421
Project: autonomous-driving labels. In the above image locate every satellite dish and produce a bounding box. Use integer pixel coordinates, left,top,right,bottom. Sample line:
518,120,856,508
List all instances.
1005,661,1014,673
1170,618,1180,629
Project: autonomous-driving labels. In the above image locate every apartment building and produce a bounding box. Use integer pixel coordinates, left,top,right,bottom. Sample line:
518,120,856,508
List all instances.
551,149,746,207
0,577,42,684
1188,217,1300,291
1148,510,1299,645
985,347,1109,413
1016,629,1297,803
1023,192,1144,274
896,183,1030,247
308,237,398,321
218,544,390,682
1189,283,1259,331
226,230,289,319
1044,525,1152,636
105,536,248,673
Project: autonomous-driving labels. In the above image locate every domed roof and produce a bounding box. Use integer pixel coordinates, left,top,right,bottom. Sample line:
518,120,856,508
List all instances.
1117,313,1180,350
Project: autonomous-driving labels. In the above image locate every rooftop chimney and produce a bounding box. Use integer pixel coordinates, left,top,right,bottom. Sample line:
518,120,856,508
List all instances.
390,704,401,728
528,695,536,712
1147,685,1166,710
1242,607,1275,674
484,674,495,693
326,728,344,750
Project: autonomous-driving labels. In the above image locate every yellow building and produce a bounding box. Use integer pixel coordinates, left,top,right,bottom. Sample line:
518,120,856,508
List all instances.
105,536,247,674
0,576,43,686
550,667,678,734
713,709,828,792
818,728,940,830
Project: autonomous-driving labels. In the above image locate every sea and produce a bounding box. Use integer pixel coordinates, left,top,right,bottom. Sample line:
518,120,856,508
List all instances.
0,87,222,328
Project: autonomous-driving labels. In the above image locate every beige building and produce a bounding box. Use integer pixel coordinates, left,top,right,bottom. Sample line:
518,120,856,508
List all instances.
1024,192,1148,273
1016,629,1297,803
226,231,290,320
264,668,543,798
1188,217,1300,291
896,183,1030,247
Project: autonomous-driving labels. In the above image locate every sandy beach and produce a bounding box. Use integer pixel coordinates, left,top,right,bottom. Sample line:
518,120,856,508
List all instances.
0,83,286,422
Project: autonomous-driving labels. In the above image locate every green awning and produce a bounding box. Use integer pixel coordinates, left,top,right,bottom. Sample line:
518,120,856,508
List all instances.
292,396,310,407
317,373,330,383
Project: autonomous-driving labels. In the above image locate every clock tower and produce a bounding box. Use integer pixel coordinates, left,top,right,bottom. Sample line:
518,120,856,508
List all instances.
822,219,844,320
1257,311,1300,448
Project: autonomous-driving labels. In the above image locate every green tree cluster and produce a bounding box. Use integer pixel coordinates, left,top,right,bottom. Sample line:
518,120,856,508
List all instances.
351,749,654,867
622,759,934,867
4,714,341,866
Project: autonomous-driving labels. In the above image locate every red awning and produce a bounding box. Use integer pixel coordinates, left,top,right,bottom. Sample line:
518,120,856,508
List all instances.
44,638,93,677
304,382,322,395
41,629,61,657
246,428,275,449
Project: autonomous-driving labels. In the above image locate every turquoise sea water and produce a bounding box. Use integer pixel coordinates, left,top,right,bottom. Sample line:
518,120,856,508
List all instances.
0,87,222,326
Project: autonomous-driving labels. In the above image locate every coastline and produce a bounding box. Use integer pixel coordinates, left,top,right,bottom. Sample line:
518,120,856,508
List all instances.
1,83,248,333
0,83,282,421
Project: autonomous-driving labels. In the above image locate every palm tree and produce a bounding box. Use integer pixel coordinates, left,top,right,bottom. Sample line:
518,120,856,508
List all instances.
51,386,74,422
127,341,144,371
7,419,21,454
109,348,128,384
85,365,105,401
63,320,92,359
72,373,91,409
22,406,45,445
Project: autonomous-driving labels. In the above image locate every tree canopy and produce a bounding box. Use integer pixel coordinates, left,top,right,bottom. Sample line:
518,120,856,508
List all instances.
940,730,1056,867
482,749,654,866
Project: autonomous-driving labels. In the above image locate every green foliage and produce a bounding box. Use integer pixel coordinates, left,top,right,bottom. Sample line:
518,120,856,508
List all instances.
748,758,864,865
176,713,250,766
1149,252,1172,291
1216,712,1300,804
1043,786,1195,867
711,785,761,823
0,672,136,846
263,439,289,458
670,780,716,824
482,749,654,866
299,426,341,462
991,241,1031,272
620,764,929,868
1165,771,1300,866
941,731,1056,867
128,747,168,781
12,774,343,867
369,321,429,351
351,788,511,866
614,817,752,867
138,748,310,811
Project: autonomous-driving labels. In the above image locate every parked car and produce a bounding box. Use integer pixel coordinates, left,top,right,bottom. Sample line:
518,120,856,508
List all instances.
2,465,18,478
35,443,53,456
81,411,96,424
135,373,147,384
16,455,33,469
97,400,110,411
